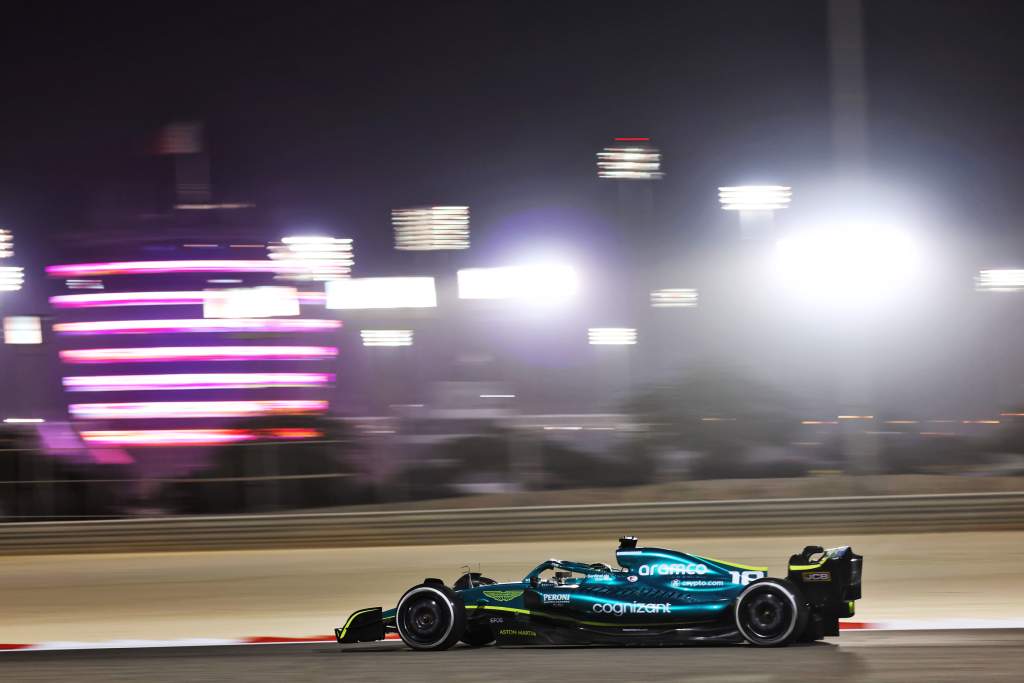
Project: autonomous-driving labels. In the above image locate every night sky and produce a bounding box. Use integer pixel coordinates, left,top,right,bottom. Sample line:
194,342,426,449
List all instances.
2,0,1024,277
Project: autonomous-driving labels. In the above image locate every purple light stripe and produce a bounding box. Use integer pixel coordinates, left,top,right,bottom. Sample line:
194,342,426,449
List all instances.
63,372,335,392
53,319,341,335
80,428,321,447
50,291,207,308
69,400,329,420
59,346,338,364
46,260,324,277
51,291,327,309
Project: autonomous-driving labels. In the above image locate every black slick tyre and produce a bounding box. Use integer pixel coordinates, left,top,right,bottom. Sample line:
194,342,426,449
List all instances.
396,583,466,651
734,578,808,647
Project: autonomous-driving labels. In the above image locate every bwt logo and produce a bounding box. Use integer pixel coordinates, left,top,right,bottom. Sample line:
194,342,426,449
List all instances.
592,602,670,615
638,562,709,576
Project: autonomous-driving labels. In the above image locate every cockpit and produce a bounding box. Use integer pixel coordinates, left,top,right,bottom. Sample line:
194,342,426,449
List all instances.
524,558,623,587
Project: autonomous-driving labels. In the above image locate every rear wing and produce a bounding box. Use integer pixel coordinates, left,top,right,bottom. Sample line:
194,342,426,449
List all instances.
787,545,863,629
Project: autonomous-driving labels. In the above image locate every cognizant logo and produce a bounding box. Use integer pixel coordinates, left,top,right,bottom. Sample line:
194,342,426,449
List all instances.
638,563,709,576
592,602,670,615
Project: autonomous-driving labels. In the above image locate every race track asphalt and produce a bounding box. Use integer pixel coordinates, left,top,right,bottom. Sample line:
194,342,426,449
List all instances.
0,630,1019,683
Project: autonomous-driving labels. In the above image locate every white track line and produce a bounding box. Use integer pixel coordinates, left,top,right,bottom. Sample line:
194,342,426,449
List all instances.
4,623,1024,652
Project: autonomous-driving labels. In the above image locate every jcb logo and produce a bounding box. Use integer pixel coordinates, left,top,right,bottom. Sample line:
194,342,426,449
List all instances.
802,572,831,582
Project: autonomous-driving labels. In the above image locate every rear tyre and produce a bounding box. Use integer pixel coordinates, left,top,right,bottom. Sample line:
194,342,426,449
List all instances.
734,578,808,647
396,583,467,651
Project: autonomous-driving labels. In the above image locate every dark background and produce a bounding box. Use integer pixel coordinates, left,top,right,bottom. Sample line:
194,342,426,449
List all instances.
3,1,1022,270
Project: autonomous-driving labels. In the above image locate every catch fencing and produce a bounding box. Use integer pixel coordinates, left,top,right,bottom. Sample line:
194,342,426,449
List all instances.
1,491,1023,555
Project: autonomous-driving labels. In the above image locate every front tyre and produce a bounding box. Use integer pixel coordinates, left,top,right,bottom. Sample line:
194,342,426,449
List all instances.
396,583,467,651
734,579,808,647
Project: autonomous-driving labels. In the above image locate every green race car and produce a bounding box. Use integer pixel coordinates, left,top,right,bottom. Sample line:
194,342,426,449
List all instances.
336,536,863,650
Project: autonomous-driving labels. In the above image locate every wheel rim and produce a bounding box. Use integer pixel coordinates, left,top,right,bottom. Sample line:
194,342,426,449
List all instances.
399,591,452,647
737,584,797,644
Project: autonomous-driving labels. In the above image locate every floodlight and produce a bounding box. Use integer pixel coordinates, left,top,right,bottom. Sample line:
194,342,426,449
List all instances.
326,277,436,310
718,186,792,211
976,269,1024,292
267,235,354,281
3,316,41,344
650,288,698,308
0,229,12,259
597,146,663,180
0,266,24,292
360,330,413,347
393,206,470,251
588,327,637,345
65,279,104,290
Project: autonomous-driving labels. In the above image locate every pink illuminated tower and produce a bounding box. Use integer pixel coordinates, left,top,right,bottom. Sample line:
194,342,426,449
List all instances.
46,238,346,476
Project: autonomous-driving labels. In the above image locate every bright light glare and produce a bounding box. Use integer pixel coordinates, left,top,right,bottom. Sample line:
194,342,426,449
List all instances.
650,288,698,308
3,316,42,344
718,185,792,211
3,417,44,424
203,287,299,319
773,226,920,302
70,400,328,420
457,265,579,302
588,327,638,345
360,330,413,347
976,269,1024,292
326,277,436,310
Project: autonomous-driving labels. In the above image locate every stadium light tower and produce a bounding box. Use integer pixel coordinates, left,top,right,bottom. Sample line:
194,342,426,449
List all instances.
0,266,24,292
588,327,637,345
392,206,470,251
718,185,791,240
0,229,23,292
0,229,12,260
266,235,353,281
597,139,664,180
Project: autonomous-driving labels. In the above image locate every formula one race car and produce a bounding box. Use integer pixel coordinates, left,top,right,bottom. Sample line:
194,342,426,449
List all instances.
336,536,862,649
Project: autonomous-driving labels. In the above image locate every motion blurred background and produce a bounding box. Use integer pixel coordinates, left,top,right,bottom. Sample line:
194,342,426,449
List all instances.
1,0,1024,666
